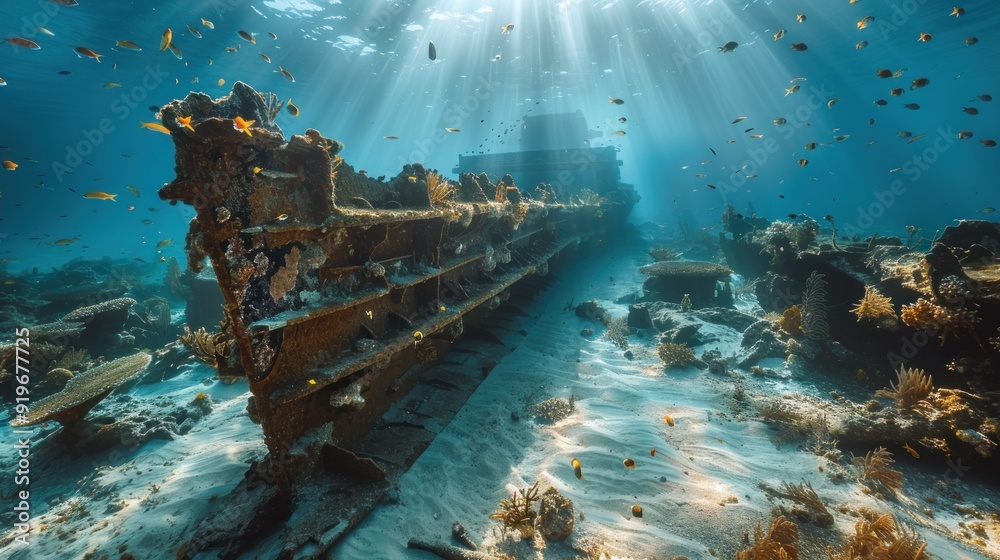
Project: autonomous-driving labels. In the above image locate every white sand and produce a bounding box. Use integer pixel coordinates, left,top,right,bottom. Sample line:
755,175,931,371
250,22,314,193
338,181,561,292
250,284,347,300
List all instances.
2,241,998,559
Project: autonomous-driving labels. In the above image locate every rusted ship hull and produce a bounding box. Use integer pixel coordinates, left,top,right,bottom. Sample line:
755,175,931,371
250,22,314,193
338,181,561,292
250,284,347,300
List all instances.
158,82,636,557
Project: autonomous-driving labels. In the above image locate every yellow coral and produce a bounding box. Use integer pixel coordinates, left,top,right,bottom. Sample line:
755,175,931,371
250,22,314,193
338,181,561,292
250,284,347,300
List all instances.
851,286,896,324
875,365,933,411
426,171,454,206
901,298,980,345
779,305,803,336
490,481,540,539
657,342,696,368
737,516,798,560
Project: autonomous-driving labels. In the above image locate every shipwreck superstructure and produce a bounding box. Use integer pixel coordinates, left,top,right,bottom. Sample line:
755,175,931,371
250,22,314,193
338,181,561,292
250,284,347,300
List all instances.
156,83,637,557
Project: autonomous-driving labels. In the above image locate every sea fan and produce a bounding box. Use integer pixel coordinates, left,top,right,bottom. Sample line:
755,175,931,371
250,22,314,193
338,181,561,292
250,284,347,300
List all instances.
875,365,933,411
853,447,903,494
801,271,830,341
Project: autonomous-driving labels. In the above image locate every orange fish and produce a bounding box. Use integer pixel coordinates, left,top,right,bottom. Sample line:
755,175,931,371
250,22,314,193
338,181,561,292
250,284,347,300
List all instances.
663,415,674,426
160,29,172,51
83,191,117,201
902,443,920,458
2,160,17,171
2,37,41,49
571,458,582,480
234,116,255,137
623,458,636,469
177,116,195,132
140,121,170,134
75,46,103,62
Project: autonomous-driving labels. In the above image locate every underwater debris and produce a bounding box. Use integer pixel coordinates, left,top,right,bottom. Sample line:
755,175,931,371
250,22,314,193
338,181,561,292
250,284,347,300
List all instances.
900,297,980,345
530,395,575,423
10,352,152,427
854,447,903,494
657,341,696,368
603,315,630,349
489,481,541,539
638,260,732,308
736,515,798,560
537,486,574,541
850,286,897,327
875,365,933,411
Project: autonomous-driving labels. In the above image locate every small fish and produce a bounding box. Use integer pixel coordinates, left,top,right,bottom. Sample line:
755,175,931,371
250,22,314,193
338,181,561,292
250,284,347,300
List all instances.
834,135,849,141
268,32,277,40
796,14,806,23
966,37,978,46
278,66,295,82
3,160,18,171
140,121,170,134
234,116,255,136
238,30,256,44
709,147,716,155
805,142,817,150
286,99,300,117
798,159,808,166
609,97,624,105
148,207,160,213
116,40,142,51
501,23,514,34
785,85,800,96
141,219,153,224
58,70,72,75
694,173,707,178
856,40,868,50
950,7,965,17
898,131,912,138
857,16,875,30
869,118,876,125
34,26,55,36
259,52,271,63
275,213,288,221
383,135,399,140
978,206,996,213
910,78,930,89
907,134,926,144
127,205,135,211
650,448,656,456
903,103,920,110
83,191,117,201
572,458,583,480
958,131,973,139
226,46,238,53
787,214,798,219
160,28,172,51
773,29,786,41
623,458,636,469
168,43,183,59
706,184,718,189
103,82,121,89
790,42,807,51
962,107,979,115
732,116,747,124
445,127,460,132
428,40,436,61
982,140,997,147
613,130,626,136
54,238,79,246
156,238,172,248
902,443,920,458
750,134,764,139
890,88,904,96
186,24,202,39
407,176,417,183
774,118,787,125
874,99,888,106
889,167,903,173
492,53,501,61
217,78,225,86
1,37,41,49
75,46,103,61
177,115,195,132
202,18,215,29
917,32,931,42
827,98,840,109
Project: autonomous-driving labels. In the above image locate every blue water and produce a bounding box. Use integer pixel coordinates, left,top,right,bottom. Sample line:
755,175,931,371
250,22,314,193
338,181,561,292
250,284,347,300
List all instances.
0,0,997,272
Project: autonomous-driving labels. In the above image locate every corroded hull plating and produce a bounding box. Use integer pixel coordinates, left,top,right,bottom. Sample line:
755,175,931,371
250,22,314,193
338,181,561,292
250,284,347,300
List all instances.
159,83,636,556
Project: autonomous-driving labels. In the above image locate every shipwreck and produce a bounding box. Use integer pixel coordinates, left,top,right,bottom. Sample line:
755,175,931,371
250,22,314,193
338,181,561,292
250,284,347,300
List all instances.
155,83,637,558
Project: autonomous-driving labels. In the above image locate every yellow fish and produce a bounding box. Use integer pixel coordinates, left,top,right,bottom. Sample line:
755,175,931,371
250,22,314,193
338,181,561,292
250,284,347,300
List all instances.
160,28,172,52
140,121,170,134
2,160,17,171
233,116,255,137
84,191,117,201
663,415,674,426
104,82,122,89
571,458,582,480
903,443,920,458
156,238,172,248
501,23,514,34
623,458,635,469
286,99,299,117
201,18,215,29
